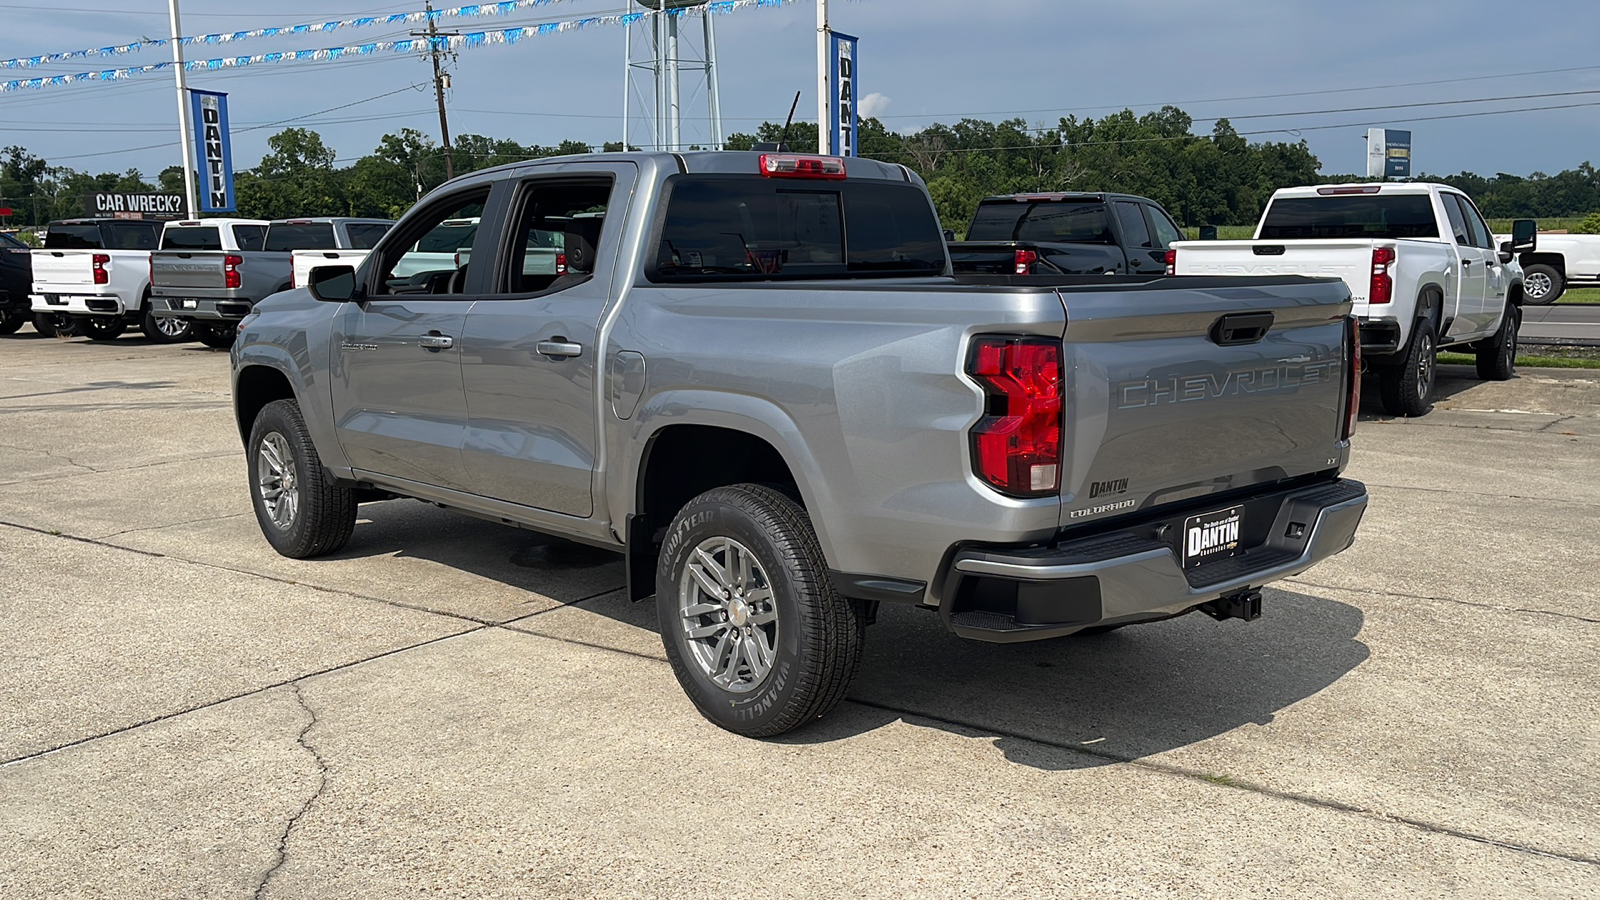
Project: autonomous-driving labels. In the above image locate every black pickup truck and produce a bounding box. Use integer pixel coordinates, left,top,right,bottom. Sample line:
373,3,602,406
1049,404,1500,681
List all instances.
0,231,31,334
948,192,1187,276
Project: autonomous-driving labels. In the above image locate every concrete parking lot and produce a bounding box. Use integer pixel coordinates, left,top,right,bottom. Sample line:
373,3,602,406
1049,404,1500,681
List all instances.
1,326,1597,899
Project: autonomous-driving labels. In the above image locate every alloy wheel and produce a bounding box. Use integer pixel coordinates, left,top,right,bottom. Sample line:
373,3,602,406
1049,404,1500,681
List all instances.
256,432,300,530
677,536,779,693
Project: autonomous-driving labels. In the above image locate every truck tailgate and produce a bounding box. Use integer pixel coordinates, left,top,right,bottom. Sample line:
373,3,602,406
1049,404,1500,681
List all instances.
1172,239,1379,312
151,251,226,290
1055,276,1352,527
31,251,95,289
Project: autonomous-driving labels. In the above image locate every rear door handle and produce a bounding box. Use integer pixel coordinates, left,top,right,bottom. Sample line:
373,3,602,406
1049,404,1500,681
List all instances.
537,340,583,359
1461,259,1474,266
419,333,454,351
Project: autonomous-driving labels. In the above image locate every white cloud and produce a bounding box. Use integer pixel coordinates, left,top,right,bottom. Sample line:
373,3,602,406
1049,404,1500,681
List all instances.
860,92,891,119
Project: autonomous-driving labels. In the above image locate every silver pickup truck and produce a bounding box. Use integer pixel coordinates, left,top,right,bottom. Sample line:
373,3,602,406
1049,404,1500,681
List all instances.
232,151,1368,737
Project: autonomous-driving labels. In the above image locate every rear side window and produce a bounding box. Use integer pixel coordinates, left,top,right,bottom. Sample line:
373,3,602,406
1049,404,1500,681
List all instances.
1259,195,1440,240
44,224,104,249
345,223,392,250
232,224,266,251
653,177,944,281
161,227,222,251
264,223,336,251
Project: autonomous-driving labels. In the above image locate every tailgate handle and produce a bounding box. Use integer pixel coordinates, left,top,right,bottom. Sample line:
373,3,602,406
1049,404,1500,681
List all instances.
1211,312,1274,346
1252,245,1286,256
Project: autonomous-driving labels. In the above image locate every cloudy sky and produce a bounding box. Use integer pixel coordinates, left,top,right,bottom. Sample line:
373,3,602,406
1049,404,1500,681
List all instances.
2,0,1597,181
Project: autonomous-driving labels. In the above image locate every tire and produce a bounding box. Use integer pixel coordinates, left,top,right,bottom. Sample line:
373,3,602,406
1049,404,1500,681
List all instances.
1520,264,1563,305
194,324,237,349
1379,320,1437,418
141,307,193,343
246,399,357,559
0,310,25,335
83,316,127,341
35,313,81,338
656,483,867,738
1475,304,1520,381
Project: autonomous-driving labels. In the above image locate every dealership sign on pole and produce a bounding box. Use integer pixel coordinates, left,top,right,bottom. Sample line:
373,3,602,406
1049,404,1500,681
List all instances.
189,88,236,212
1366,128,1412,179
829,32,859,158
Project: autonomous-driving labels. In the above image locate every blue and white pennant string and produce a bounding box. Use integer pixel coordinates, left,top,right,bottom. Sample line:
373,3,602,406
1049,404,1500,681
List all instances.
0,0,790,93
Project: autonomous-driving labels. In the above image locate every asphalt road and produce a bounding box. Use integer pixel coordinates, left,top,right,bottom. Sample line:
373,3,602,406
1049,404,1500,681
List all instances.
1521,303,1600,344
1,326,1597,898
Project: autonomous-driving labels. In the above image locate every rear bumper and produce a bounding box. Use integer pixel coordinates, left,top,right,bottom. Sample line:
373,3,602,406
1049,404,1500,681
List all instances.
1358,316,1403,359
940,478,1367,642
29,293,129,316
150,296,254,322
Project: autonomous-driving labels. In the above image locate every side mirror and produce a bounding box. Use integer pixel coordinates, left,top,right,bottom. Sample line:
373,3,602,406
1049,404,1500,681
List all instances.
1511,219,1537,253
1199,225,1219,241
1498,242,1515,265
308,265,358,302
943,229,956,242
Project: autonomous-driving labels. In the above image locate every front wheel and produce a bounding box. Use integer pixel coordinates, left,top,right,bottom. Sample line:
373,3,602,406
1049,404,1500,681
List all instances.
247,399,357,559
193,324,237,349
1521,264,1563,305
657,484,867,738
141,308,193,343
0,310,25,335
1378,321,1436,418
1475,304,1519,381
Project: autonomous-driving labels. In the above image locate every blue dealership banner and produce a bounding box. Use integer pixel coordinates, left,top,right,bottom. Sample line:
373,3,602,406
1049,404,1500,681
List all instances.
829,32,858,157
189,89,235,212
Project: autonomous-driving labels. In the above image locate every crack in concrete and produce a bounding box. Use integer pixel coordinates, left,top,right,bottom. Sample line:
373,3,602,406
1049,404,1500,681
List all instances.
1359,480,1600,509
1539,415,1580,433
252,684,330,900
0,449,240,488
1282,578,1600,625
95,511,250,541
0,441,99,475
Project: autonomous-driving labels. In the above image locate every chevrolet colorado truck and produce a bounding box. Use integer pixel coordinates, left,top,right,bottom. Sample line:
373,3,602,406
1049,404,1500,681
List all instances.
1171,183,1536,417
232,151,1368,737
28,218,189,341
947,192,1186,276
151,216,392,348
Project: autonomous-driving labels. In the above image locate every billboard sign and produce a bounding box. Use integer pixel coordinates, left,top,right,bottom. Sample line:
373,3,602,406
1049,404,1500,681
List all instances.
190,89,236,212
84,192,185,219
1367,128,1413,179
829,32,859,158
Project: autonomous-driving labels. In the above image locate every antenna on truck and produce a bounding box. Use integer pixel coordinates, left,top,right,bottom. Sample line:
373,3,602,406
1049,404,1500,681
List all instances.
777,91,802,153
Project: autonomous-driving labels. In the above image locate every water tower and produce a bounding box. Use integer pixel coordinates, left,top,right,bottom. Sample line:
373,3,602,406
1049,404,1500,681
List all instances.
623,0,724,151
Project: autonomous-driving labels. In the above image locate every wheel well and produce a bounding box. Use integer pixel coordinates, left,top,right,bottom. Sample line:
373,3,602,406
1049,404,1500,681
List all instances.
1417,285,1444,329
1508,282,1524,307
1520,253,1565,275
234,365,295,445
628,425,799,600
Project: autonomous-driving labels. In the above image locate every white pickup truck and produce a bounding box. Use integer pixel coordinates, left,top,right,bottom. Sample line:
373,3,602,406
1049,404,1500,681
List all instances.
1172,183,1536,417
28,218,191,342
1506,233,1600,303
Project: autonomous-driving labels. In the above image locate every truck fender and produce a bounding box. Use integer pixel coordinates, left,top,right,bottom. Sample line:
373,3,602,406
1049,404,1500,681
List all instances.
232,342,353,478
621,389,841,568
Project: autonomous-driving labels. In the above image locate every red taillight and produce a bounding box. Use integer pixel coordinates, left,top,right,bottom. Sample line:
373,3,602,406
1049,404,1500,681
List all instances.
555,253,567,276
148,254,154,286
968,336,1063,496
1013,249,1037,275
1343,316,1362,440
1164,248,1177,275
223,254,243,289
92,253,110,285
1370,245,1395,304
758,154,847,180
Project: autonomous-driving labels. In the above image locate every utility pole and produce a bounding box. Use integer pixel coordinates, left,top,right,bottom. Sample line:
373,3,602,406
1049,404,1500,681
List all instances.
413,1,459,181
817,0,830,154
168,0,198,217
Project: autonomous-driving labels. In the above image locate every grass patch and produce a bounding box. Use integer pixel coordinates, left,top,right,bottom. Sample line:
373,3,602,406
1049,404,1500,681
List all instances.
1557,288,1600,305
1438,351,1600,370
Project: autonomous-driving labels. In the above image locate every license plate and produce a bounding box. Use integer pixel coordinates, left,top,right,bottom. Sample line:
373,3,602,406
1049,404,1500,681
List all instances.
179,299,199,309
1183,505,1244,568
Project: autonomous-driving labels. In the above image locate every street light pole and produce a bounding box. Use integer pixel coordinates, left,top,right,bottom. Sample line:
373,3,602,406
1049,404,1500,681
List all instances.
817,0,830,154
168,0,198,218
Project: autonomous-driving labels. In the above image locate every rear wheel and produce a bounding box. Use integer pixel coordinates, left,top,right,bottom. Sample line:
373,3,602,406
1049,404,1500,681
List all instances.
657,484,867,738
1521,264,1563,305
83,316,126,341
1475,304,1519,381
141,308,193,343
35,313,80,338
0,310,25,335
1379,321,1436,418
193,324,237,349
247,399,357,558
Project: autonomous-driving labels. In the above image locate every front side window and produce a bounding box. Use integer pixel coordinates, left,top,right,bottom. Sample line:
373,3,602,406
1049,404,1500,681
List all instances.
1455,195,1493,250
375,190,490,296
1114,201,1152,249
1149,206,1184,249
653,177,943,281
1442,195,1472,246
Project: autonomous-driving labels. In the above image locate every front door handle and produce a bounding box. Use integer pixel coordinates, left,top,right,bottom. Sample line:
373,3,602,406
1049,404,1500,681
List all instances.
419,333,454,351
1461,259,1474,267
537,339,583,359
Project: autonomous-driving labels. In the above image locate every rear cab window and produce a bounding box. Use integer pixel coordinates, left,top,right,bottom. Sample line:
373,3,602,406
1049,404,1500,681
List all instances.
264,222,336,251
45,221,160,250
1259,195,1440,240
651,176,944,281
161,226,223,251
968,200,1112,244
232,224,267,251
